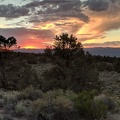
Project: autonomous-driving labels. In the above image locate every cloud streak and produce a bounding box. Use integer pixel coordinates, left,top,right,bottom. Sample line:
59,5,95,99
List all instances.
84,41,120,48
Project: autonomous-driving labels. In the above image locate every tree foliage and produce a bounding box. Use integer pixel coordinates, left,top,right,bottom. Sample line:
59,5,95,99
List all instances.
0,35,17,50
0,35,17,89
43,33,101,92
52,33,84,66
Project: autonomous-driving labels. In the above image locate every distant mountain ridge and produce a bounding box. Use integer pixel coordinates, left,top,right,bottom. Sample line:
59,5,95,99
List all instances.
14,47,120,57
85,47,120,57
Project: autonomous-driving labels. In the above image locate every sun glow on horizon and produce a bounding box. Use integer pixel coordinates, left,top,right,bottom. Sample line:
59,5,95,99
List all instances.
23,46,37,49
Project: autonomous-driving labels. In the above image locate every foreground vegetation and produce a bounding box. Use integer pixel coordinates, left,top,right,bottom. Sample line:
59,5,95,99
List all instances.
0,33,120,120
0,86,118,120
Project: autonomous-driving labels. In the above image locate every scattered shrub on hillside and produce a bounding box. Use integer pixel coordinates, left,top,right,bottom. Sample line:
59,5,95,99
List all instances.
74,90,108,120
43,58,101,92
30,96,77,120
3,91,20,114
96,62,114,71
17,86,43,100
3,91,19,105
43,89,77,104
0,89,117,120
0,90,5,99
15,101,26,117
94,94,115,110
114,60,120,73
27,89,78,120
15,100,31,117
0,59,39,90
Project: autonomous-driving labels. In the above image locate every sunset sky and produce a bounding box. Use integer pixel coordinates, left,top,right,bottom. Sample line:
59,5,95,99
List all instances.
0,0,120,48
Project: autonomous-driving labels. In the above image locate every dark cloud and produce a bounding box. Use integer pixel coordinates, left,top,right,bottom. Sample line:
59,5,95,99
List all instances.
25,0,90,23
36,12,89,23
25,1,41,8
0,0,90,23
84,0,109,12
84,41,120,47
25,0,69,7
0,4,29,18
84,0,120,12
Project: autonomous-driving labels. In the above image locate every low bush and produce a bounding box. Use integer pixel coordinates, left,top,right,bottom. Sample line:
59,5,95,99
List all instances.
0,89,115,120
17,86,43,100
94,94,115,110
74,90,108,120
0,90,5,99
29,90,78,120
15,101,30,117
3,91,19,105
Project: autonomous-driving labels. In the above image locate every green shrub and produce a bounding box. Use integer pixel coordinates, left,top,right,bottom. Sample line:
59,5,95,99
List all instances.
30,97,75,120
42,58,101,92
3,91,20,114
0,90,5,99
15,101,29,117
3,91,19,105
94,94,115,110
4,103,16,114
0,99,4,108
74,90,108,120
17,86,43,100
43,89,77,103
97,62,114,71
29,90,78,120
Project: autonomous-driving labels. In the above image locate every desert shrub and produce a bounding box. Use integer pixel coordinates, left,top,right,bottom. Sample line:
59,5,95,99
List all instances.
3,91,20,114
3,91,20,105
0,58,39,90
42,59,101,92
30,97,75,120
4,103,16,114
15,100,31,117
114,59,120,73
94,94,115,110
0,99,4,108
52,96,76,120
0,90,5,99
29,90,79,120
74,90,108,120
0,90,5,108
43,89,77,102
64,90,78,101
25,53,38,64
17,86,43,100
96,62,114,71
1,115,13,120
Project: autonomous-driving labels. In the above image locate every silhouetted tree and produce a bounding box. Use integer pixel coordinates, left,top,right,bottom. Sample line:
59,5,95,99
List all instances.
43,33,101,92
0,35,16,49
0,35,17,89
53,33,84,67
